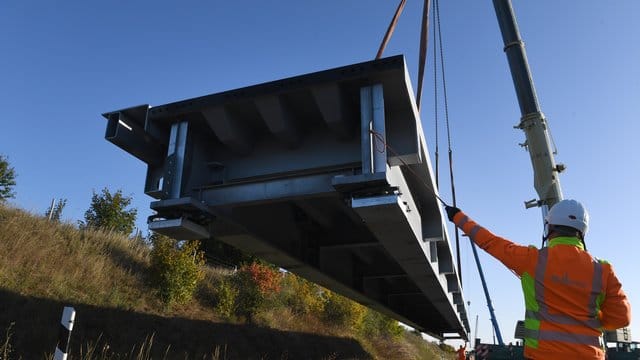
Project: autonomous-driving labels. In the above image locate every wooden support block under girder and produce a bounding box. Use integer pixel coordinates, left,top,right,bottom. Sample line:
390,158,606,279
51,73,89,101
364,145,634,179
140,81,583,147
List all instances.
203,107,253,154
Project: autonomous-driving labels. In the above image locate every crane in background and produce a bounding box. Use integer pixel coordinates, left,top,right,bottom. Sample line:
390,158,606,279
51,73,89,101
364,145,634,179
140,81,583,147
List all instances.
390,0,568,353
491,0,564,213
468,0,567,348
464,3,636,359
420,0,565,349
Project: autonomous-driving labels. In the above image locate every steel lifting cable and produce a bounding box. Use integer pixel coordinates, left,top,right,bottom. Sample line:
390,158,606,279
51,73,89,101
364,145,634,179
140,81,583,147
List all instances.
374,1,469,288
370,130,449,206
375,0,407,60
373,0,449,209
432,0,463,284
432,0,440,190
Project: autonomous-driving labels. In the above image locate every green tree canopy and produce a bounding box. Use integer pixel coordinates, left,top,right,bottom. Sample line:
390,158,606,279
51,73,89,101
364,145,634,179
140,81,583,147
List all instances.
0,155,16,202
81,188,137,234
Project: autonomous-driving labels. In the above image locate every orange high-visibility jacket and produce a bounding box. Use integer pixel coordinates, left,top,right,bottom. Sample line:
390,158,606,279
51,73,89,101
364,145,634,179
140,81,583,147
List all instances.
453,211,631,360
456,347,467,360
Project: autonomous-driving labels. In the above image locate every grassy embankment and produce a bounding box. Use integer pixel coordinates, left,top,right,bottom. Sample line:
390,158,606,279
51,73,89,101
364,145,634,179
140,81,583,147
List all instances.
0,204,454,359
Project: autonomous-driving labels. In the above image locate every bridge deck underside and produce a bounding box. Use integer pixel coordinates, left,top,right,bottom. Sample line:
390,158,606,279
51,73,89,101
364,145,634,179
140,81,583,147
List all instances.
102,55,469,338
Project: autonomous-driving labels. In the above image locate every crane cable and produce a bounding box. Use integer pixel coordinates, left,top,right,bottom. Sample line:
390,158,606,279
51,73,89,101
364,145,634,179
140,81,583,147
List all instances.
373,1,463,271
373,0,455,213
373,0,469,289
433,4,507,341
433,0,439,189
431,0,463,284
370,130,449,206
371,0,453,208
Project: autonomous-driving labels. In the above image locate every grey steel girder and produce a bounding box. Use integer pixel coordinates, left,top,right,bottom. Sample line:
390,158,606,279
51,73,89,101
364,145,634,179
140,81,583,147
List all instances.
101,55,469,339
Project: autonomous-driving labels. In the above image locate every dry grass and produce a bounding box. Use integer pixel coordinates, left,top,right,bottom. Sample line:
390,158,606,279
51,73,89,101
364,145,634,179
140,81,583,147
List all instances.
0,203,233,326
251,298,454,359
0,205,154,311
1,322,16,360
38,334,228,360
0,204,452,359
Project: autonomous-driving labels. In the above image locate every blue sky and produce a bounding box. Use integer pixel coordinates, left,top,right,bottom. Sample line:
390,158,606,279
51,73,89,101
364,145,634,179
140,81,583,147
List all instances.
1,1,638,345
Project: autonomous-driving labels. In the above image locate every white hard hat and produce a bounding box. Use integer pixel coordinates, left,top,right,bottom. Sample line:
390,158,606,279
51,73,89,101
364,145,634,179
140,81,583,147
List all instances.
545,199,589,236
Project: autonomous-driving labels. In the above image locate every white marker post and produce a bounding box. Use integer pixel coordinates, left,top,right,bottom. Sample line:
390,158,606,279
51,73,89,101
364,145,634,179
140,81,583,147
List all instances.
54,307,75,360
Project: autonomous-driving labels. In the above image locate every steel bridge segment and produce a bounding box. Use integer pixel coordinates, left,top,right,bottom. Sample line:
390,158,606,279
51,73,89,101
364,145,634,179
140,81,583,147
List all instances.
101,55,469,339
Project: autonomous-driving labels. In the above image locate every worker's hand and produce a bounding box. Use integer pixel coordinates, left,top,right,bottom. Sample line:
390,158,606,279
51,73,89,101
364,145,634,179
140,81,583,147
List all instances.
445,206,461,222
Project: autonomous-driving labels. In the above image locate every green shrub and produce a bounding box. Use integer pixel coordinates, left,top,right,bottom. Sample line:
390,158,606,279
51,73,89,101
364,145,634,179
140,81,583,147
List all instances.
233,262,282,321
360,308,404,339
439,342,456,353
149,234,205,305
279,273,324,315
213,277,238,319
321,292,366,331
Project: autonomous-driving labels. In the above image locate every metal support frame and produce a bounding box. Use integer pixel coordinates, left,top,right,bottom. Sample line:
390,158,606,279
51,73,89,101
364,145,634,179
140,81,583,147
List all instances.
360,84,386,174
166,121,188,199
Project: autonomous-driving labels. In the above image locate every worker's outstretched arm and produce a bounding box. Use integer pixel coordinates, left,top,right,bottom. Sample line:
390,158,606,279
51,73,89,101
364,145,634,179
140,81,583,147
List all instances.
445,206,536,276
599,263,631,330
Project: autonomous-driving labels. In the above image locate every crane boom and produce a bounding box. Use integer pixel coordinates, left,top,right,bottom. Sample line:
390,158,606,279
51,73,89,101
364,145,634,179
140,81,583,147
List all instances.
492,0,564,211
467,0,567,347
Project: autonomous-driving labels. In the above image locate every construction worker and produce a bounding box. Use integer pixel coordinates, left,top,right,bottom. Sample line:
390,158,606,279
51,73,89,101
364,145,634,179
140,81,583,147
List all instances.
456,344,467,360
444,200,631,360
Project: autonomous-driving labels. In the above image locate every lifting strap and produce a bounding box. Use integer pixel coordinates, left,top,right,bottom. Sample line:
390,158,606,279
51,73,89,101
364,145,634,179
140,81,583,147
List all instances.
416,0,432,111
375,0,407,60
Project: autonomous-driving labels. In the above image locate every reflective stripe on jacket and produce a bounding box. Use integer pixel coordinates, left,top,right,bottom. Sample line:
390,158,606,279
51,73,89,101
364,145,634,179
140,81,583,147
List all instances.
452,211,631,360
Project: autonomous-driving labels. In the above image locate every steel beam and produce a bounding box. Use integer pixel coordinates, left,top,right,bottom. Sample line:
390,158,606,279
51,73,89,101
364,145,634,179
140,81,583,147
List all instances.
165,121,188,199
101,55,469,338
359,84,387,174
